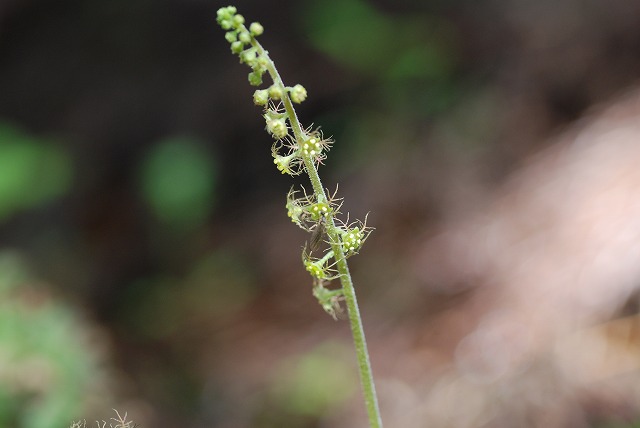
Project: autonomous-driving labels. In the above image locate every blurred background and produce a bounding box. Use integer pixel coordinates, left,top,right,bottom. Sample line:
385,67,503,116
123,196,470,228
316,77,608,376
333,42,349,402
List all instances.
2,0,640,427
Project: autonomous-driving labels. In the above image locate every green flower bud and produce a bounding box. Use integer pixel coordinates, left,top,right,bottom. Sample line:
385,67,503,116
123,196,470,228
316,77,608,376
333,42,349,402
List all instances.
233,14,245,27
216,6,236,20
230,41,243,54
216,7,237,26
225,31,237,43
257,57,269,70
238,31,251,44
268,120,287,139
253,89,269,106
240,48,257,64
264,110,288,139
268,84,284,100
290,84,307,103
248,70,263,86
249,22,264,36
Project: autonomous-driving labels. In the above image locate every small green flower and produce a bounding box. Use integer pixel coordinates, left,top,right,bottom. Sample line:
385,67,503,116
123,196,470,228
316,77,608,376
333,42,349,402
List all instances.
290,84,307,103
219,19,233,30
313,281,344,320
342,227,363,253
239,48,257,64
253,89,269,106
230,41,244,54
264,110,288,139
232,14,245,26
336,215,372,256
248,70,263,86
305,259,326,278
249,22,264,36
307,202,331,221
225,31,237,43
268,84,284,100
298,131,333,164
273,153,298,175
216,6,237,21
303,250,335,279
301,136,322,157
286,188,306,227
238,31,251,44
256,56,269,70
216,6,237,29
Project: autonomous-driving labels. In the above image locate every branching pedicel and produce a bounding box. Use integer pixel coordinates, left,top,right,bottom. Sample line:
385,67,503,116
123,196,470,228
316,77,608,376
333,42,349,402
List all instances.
217,6,382,427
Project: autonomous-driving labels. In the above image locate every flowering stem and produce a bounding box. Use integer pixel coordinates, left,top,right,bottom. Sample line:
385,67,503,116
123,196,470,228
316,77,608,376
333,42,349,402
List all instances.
217,7,382,427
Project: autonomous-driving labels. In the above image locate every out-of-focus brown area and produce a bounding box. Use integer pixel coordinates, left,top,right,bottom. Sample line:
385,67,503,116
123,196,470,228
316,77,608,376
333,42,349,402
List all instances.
2,0,640,427
408,90,640,427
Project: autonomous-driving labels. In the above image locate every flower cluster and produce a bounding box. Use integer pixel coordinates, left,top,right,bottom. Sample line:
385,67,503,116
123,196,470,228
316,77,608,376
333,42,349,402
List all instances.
271,126,333,175
217,6,308,105
286,187,372,286
286,187,340,231
217,6,266,86
217,7,327,176
217,6,372,318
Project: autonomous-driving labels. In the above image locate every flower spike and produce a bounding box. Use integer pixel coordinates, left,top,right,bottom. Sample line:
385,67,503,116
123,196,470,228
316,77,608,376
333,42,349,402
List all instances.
217,7,381,426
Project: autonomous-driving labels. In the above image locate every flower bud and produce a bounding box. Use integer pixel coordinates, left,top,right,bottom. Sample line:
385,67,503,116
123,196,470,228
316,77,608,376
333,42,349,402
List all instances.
290,84,307,103
268,84,284,100
238,31,251,44
239,48,257,64
264,111,288,139
230,41,243,54
253,89,269,106
225,31,237,43
216,6,236,20
216,6,237,28
232,14,245,26
248,70,263,86
257,57,269,69
249,22,264,36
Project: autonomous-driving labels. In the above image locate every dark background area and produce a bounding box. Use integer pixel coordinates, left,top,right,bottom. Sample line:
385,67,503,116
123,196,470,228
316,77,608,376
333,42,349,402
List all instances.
2,0,640,427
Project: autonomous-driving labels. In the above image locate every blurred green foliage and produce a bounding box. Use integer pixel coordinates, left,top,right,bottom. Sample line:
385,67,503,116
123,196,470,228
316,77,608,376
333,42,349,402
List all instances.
0,123,71,221
299,0,462,168
139,136,218,231
256,342,357,426
123,249,256,340
303,0,456,84
0,251,101,428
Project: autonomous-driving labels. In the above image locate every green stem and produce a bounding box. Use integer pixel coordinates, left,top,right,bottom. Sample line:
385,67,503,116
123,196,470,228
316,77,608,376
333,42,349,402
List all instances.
252,39,383,428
